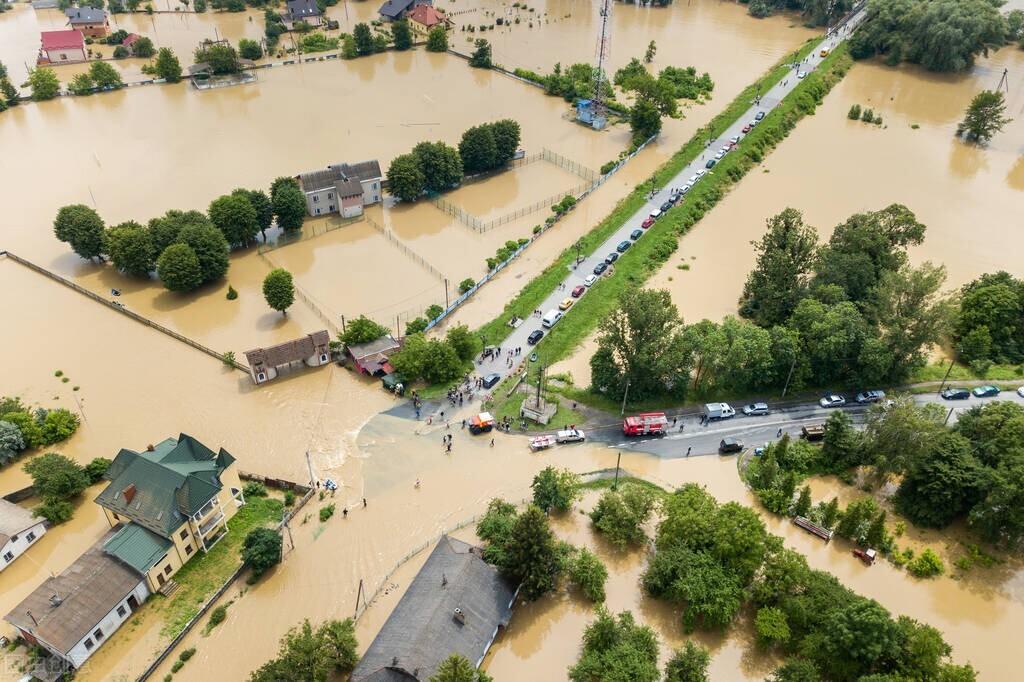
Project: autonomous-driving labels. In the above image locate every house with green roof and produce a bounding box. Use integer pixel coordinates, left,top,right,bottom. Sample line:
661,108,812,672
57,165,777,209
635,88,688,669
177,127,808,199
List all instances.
95,433,245,593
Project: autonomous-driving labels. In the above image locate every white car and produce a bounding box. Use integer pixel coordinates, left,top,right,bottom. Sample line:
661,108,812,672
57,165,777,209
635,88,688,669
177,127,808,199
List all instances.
819,394,846,408
696,169,707,178
1017,386,1024,398
798,71,807,79
688,174,699,184
681,183,692,193
584,274,598,287
729,135,741,144
714,151,725,160
749,119,758,128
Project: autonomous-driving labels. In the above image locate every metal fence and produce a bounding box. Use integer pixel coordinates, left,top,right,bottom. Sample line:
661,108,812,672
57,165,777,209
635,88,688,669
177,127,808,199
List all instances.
257,215,365,255
363,215,447,283
0,250,249,373
256,250,341,336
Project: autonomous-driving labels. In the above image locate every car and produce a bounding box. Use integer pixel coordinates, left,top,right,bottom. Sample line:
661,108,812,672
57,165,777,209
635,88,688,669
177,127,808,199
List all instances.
558,297,574,311
855,390,886,404
584,274,598,287
972,385,1001,398
1018,386,1024,398
648,208,662,220
681,182,693,193
616,240,631,253
705,159,716,169
742,124,752,133
819,394,846,408
755,110,766,121
482,373,501,389
593,262,608,276
729,135,741,144
941,388,970,400
696,169,707,178
660,201,673,212
742,402,770,416
630,229,644,240
720,146,731,155
727,141,737,151
571,285,586,297
527,329,544,345
605,252,619,264
749,119,758,127
797,71,807,79
714,151,725,160
719,438,744,454
642,216,655,228
688,174,699,184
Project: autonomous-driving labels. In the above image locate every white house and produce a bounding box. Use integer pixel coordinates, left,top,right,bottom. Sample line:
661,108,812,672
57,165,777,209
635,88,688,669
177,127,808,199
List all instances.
0,499,47,572
297,160,383,218
243,330,331,385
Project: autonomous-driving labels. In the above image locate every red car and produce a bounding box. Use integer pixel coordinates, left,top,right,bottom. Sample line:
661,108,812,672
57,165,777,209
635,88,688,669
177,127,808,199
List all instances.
571,285,585,298
641,217,654,228
741,124,752,133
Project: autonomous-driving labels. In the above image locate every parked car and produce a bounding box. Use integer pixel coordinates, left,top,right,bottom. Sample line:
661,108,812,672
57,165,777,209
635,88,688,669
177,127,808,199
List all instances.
631,229,644,240
660,201,673,212
819,394,846,408
695,169,707,178
855,390,886,404
719,438,744,454
681,183,693,193
616,240,631,253
797,71,807,79
742,124,752,133
742,402,770,416
729,135,741,144
648,208,662,220
642,216,655,228
593,262,608,276
704,403,736,420
714,151,725,160
605,252,619,264
820,48,829,57
558,297,574,311
705,159,716,169
727,141,737,151
527,329,544,345
1018,386,1024,398
571,285,586,297
749,119,758,127
688,174,699,184
940,387,970,400
584,274,598,286
972,385,1000,398
755,110,766,121
482,373,501,389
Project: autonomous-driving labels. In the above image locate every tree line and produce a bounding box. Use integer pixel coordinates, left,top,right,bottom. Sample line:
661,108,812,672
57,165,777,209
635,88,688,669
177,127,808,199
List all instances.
952,270,1024,370
0,396,80,468
386,119,521,202
54,177,306,294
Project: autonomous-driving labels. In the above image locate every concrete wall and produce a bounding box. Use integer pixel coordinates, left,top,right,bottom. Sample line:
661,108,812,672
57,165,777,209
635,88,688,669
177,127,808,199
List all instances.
0,521,47,572
305,188,338,216
44,47,87,63
359,178,382,205
66,580,150,668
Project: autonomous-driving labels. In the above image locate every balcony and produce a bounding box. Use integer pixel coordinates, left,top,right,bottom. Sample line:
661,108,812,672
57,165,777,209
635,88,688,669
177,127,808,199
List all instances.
197,510,225,538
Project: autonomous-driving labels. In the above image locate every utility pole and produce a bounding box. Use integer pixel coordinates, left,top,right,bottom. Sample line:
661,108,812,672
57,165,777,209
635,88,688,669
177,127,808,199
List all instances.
305,450,315,486
781,355,797,398
613,451,621,490
938,359,955,394
620,380,630,416
444,279,449,308
341,315,346,334
944,407,955,426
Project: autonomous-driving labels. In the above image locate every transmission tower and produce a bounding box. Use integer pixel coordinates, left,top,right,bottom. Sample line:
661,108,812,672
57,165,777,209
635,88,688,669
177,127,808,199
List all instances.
578,0,612,130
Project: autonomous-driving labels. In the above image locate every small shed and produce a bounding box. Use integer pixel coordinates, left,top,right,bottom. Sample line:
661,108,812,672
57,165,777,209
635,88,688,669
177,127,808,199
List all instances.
576,99,607,131
244,330,331,385
348,335,401,376
0,499,48,572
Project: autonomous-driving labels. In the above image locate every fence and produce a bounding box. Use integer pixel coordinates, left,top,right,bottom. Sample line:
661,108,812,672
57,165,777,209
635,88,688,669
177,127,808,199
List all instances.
256,215,365,255
256,250,341,336
0,250,249,373
137,475,315,681
363,216,447,283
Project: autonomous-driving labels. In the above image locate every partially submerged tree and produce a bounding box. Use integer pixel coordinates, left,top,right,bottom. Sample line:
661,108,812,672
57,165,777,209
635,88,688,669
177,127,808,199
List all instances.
957,89,1012,144
263,268,295,315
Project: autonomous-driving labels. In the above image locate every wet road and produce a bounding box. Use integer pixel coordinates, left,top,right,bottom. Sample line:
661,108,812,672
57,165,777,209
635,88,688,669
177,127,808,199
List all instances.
478,5,868,380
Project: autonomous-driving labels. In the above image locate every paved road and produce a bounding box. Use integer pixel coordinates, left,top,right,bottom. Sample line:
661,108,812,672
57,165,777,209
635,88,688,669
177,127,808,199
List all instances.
475,5,868,381
583,389,1024,459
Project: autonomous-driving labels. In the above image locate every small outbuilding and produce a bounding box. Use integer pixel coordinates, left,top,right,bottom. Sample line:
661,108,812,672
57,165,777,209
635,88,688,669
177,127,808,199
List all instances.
351,536,517,681
244,330,331,384
0,499,47,572
347,335,400,376
38,29,86,64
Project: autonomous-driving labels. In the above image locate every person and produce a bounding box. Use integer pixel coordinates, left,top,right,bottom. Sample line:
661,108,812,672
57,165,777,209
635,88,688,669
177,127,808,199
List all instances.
462,419,466,429
672,416,677,427
777,428,783,437
427,415,432,425
490,438,495,447
343,507,348,518
447,443,452,453
363,498,367,508
415,478,420,488
686,446,692,457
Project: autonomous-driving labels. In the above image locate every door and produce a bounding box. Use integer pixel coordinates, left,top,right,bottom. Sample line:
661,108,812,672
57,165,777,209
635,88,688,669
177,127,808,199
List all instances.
127,595,140,611
156,573,166,587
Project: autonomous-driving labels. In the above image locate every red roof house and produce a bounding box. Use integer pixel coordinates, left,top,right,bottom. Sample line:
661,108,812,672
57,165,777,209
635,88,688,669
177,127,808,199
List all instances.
407,4,449,36
122,33,141,47
39,29,86,65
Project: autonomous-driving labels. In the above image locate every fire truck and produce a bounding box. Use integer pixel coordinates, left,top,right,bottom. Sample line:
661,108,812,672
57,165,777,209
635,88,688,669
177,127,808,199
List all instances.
622,413,669,436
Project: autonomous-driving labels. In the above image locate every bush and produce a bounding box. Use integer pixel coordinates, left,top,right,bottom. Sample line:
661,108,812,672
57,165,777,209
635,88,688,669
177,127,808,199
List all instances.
847,103,862,120
242,527,283,578
568,548,607,602
861,107,874,122
34,499,74,524
284,490,296,506
320,503,336,522
243,481,268,497
206,605,228,630
458,277,476,294
226,285,238,300
907,548,945,578
179,647,196,662
589,483,657,548
84,457,111,484
531,466,581,513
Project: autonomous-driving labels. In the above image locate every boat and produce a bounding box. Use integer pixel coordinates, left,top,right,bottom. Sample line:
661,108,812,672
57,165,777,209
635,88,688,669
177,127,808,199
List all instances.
529,435,557,451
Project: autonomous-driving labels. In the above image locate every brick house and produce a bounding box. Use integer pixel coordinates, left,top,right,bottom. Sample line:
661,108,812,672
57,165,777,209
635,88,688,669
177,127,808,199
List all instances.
243,330,331,384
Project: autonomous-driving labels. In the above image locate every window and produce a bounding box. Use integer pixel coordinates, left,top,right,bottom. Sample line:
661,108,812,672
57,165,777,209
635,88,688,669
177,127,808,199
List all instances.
328,205,335,212
320,354,328,363
93,628,104,640
84,638,94,650
117,605,127,618
2,551,13,562
257,372,266,382
315,208,321,215
9,535,16,543
180,529,188,541
185,545,193,556
328,192,334,199
373,182,379,189
313,195,319,203
164,565,173,576
26,531,36,542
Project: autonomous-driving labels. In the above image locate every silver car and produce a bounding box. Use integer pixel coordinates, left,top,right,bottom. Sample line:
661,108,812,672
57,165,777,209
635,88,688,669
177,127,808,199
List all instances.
743,402,770,416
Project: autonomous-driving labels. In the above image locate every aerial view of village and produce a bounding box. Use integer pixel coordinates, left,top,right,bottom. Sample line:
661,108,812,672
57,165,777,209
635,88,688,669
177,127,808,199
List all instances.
2,0,1024,678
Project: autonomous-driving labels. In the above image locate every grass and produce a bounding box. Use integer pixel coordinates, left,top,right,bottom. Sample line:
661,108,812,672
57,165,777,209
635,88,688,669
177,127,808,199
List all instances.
156,496,283,639
489,391,586,432
909,361,1023,383
581,475,669,498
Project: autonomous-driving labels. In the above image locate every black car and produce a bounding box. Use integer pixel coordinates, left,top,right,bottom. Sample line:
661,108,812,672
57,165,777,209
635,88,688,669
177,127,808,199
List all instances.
660,201,673,212
527,329,544,345
616,240,631,253
755,110,766,120
705,159,716,169
940,388,970,400
630,229,644,240
482,373,501,389
593,262,608,275
605,252,619,264
719,438,744,454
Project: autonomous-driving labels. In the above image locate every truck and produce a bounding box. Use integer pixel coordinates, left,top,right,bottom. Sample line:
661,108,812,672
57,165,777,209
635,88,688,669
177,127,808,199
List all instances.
469,412,496,435
556,429,585,443
801,424,825,442
703,403,736,421
623,413,668,436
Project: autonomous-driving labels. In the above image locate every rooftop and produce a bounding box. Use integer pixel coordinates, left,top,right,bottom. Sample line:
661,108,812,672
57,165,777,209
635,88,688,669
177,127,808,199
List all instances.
331,160,383,183
0,499,41,548
286,0,321,18
103,523,173,575
4,530,143,656
347,335,400,361
40,29,84,52
407,3,445,27
351,536,516,681
64,6,106,23
378,0,425,20
244,330,330,370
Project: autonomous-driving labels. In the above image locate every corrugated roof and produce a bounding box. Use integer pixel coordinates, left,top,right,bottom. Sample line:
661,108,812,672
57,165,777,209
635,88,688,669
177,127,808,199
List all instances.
0,499,42,548
40,29,84,51
4,530,144,655
347,335,400,361
103,523,172,574
64,6,106,23
378,0,421,19
244,330,330,371
299,168,343,194
351,536,516,681
332,160,383,183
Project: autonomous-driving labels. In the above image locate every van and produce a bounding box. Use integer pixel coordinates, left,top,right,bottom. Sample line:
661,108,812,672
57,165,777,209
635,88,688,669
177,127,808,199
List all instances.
542,309,563,328
648,208,662,220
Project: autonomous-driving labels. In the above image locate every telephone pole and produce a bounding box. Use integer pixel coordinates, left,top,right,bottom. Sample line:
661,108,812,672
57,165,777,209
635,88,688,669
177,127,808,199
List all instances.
620,380,630,416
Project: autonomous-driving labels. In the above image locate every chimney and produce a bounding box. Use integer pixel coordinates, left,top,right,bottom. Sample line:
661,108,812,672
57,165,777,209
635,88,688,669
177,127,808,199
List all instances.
122,484,136,504
146,444,155,452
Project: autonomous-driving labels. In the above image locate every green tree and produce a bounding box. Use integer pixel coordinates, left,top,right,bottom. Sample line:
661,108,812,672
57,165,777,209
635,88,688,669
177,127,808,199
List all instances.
568,609,659,682
250,618,358,681
531,466,581,513
386,152,426,202
177,222,230,283
390,334,463,383
263,268,295,315
68,72,95,96
863,397,946,483
234,188,273,241
242,527,282,578
148,209,210,253
794,485,812,517
429,654,492,682
106,220,155,276
568,547,608,602
37,409,80,446
0,77,19,108
426,25,448,52
339,315,389,346
24,452,90,523
835,497,884,545
755,606,791,647
341,34,358,59
809,598,902,679
412,141,463,193
629,97,661,145
820,497,841,529
589,483,657,548
644,40,656,64
490,119,521,165
238,38,263,61
271,181,306,233
954,271,1024,363
1,412,43,451
896,432,984,528
131,36,155,57
468,39,492,68
54,204,106,261
353,22,374,55
663,641,710,682
0,421,26,466
738,207,818,327
445,324,478,361
209,193,259,247
194,42,241,74
88,61,124,89
458,124,498,174
27,68,60,101
821,411,861,472
503,505,561,600
392,19,412,50
83,457,111,484
767,659,821,682
968,450,1024,548
157,243,204,292
153,47,183,82
476,498,518,567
